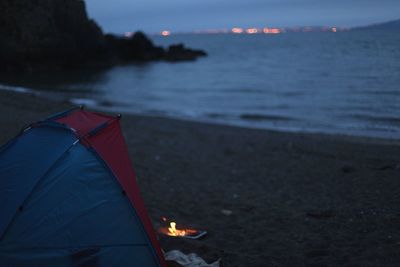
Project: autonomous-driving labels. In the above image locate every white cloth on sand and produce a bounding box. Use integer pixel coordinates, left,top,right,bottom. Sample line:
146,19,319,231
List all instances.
165,250,220,267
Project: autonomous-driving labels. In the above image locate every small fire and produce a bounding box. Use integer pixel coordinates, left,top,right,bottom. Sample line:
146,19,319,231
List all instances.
159,217,205,239
167,222,197,237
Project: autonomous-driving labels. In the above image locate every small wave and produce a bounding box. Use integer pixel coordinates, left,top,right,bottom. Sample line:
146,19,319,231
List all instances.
144,109,169,116
228,88,265,94
205,113,231,119
351,114,400,125
240,113,294,121
278,91,307,97
363,90,400,96
0,84,33,94
69,98,98,107
244,104,292,110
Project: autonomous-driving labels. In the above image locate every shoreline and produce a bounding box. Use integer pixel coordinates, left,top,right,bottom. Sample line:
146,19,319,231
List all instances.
1,86,399,145
1,90,400,266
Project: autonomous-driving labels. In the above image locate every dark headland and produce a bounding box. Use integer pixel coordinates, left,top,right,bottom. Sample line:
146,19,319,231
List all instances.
352,19,400,31
0,0,206,72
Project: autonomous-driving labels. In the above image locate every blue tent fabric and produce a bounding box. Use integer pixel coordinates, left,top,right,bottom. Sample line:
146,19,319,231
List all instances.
0,126,77,239
0,122,161,266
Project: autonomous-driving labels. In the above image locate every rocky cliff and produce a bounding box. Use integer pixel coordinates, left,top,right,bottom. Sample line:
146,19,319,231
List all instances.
0,0,206,72
0,0,107,71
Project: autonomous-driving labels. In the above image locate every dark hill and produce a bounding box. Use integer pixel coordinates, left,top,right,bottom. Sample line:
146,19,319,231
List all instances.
353,19,400,31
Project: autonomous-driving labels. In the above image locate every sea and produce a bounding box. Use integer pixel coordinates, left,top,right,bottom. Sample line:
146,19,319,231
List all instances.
1,30,400,139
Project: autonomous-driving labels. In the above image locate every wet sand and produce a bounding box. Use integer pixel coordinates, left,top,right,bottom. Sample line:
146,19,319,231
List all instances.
1,90,400,267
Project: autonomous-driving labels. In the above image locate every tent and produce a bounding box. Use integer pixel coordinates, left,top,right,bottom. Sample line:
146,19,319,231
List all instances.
0,107,166,267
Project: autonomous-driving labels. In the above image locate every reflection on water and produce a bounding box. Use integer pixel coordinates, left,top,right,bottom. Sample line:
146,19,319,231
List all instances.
1,30,400,139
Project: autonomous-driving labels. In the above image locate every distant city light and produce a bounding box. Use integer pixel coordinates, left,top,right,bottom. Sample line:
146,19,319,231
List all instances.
263,28,281,34
246,28,258,34
124,32,133,37
302,27,313,32
154,25,343,36
231,27,244,34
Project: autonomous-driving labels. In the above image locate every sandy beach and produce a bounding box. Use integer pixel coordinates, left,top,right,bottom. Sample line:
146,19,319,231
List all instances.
1,90,400,267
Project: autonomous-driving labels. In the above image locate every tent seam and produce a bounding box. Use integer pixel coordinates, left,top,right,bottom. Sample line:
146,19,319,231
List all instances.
44,106,81,121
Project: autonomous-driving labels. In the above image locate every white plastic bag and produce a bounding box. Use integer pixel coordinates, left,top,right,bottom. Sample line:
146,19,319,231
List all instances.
165,250,220,267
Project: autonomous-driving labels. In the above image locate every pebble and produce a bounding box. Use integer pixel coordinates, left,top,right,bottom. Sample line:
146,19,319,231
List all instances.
221,209,233,216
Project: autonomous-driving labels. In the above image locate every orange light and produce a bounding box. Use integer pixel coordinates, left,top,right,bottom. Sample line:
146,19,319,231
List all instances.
231,27,244,34
161,30,171,36
246,28,258,34
263,28,281,34
331,27,337,33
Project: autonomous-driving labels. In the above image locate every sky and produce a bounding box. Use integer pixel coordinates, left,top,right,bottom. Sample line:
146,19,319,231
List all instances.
85,0,400,33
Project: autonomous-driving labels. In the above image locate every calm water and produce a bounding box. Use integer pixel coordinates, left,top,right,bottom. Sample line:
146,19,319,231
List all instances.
1,30,400,138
